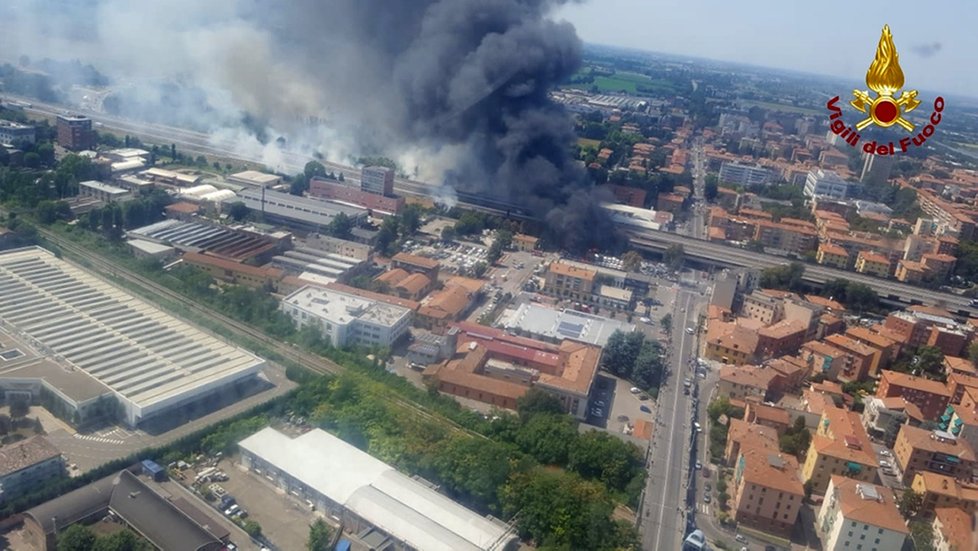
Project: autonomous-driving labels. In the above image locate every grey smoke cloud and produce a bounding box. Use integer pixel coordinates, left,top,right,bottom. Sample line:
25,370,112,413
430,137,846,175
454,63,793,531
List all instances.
911,42,942,57
0,0,618,252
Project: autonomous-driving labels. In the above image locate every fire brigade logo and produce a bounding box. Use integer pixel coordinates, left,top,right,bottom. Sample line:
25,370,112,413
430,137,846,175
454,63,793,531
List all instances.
849,25,920,132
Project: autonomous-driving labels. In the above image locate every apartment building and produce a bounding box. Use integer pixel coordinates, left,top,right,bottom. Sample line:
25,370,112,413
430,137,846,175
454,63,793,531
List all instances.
893,424,977,484
854,251,892,278
804,169,859,199
732,449,804,537
815,477,907,551
724,418,780,467
931,507,976,551
802,406,879,494
718,162,772,187
817,243,850,269
861,396,922,448
0,436,65,503
544,262,596,301
910,471,978,516
876,370,952,421
280,286,412,348
754,220,818,255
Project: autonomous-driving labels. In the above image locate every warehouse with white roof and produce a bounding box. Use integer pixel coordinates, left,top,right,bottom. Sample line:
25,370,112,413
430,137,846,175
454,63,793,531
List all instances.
0,247,265,427
239,427,518,551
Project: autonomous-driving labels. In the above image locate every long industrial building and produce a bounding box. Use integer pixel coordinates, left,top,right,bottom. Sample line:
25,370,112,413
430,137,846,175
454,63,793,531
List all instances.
0,247,265,427
239,427,518,551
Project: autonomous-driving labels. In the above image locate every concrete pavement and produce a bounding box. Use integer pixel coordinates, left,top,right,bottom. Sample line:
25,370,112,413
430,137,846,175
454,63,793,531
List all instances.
638,284,706,551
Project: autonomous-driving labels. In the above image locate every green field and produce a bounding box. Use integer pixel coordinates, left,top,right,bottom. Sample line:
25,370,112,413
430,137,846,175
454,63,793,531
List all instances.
741,100,822,116
565,68,685,96
577,137,602,149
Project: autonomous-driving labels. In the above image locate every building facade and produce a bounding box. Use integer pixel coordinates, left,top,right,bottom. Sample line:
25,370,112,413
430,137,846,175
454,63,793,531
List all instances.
0,120,36,145
804,169,857,200
816,476,908,551
281,286,412,348
56,114,95,151
0,436,64,503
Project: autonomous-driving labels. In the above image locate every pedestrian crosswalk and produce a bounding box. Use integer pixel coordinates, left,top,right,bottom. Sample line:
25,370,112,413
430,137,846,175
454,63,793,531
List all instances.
699,504,710,515
73,433,124,445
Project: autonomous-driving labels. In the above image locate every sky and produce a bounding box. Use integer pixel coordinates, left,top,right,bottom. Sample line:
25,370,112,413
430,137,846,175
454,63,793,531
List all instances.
556,0,978,98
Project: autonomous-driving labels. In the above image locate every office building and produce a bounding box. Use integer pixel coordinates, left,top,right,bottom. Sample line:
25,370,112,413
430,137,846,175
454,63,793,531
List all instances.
56,114,95,151
501,303,635,347
804,169,858,200
361,166,395,196
0,120,36,145
0,247,266,428
281,286,412,348
815,477,907,551
227,170,282,188
78,180,133,204
309,177,405,215
239,427,518,551
718,162,772,187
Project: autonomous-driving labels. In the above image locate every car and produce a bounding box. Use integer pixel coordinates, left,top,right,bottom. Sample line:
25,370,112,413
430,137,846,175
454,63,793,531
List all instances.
695,461,702,470
639,317,652,324
685,327,695,334
703,494,711,503
879,449,892,457
693,422,702,431
591,408,604,417
736,534,748,544
704,482,711,492
594,400,606,408
224,504,240,516
640,405,652,413
629,387,641,394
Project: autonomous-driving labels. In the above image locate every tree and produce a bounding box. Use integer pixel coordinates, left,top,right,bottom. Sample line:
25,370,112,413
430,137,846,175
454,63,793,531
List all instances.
290,173,309,196
487,240,503,265
914,346,944,377
399,204,423,235
514,414,577,465
663,244,684,271
228,202,249,222
57,524,96,551
194,155,208,167
327,212,354,239
240,519,262,538
968,341,978,365
897,489,923,520
568,429,644,492
660,313,672,334
307,518,333,551
704,174,719,202
760,262,805,291
621,250,643,272
601,330,645,378
779,416,811,458
93,530,151,551
441,226,457,242
516,389,565,421
495,229,514,250
170,143,177,160
304,160,327,180
472,262,488,278
909,521,936,551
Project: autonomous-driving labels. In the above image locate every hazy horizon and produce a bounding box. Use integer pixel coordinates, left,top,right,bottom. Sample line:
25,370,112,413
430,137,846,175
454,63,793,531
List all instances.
557,0,976,99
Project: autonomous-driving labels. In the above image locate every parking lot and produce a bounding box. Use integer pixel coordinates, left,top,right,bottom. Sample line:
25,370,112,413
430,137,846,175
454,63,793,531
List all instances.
587,374,656,436
207,456,321,551
872,442,904,490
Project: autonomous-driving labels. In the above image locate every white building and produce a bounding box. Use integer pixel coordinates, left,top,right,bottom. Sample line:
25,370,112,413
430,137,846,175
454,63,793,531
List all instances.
281,286,411,348
228,170,282,188
0,248,265,427
816,476,908,551
238,188,367,230
78,180,133,203
718,162,772,187
0,120,36,145
240,427,518,551
804,169,858,200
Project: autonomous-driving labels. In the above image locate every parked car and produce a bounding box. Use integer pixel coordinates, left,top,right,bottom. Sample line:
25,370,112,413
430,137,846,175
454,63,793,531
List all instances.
685,327,695,334
224,504,240,516
640,405,652,413
736,534,748,544
629,387,641,394
695,461,702,470
703,494,711,503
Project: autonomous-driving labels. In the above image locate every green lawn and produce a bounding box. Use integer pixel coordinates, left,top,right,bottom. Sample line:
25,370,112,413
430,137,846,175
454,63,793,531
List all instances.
577,138,602,149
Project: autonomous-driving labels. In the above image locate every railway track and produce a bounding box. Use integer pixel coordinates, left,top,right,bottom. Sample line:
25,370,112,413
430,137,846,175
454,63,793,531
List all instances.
36,227,483,438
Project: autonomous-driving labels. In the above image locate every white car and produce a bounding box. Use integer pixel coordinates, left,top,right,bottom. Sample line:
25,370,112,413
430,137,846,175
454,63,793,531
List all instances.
685,327,695,334
630,387,641,394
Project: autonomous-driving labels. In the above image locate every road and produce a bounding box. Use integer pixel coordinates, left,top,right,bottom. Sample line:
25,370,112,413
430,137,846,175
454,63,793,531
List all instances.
627,230,978,315
639,283,706,551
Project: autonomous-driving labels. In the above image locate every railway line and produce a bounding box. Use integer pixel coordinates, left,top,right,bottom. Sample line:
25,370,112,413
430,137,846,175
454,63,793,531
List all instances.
35,227,482,438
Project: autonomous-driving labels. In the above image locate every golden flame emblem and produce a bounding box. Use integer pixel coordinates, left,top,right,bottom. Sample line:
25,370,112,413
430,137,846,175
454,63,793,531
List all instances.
850,25,920,132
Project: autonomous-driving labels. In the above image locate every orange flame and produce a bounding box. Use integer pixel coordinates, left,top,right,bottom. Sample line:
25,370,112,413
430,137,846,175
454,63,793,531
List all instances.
866,25,904,96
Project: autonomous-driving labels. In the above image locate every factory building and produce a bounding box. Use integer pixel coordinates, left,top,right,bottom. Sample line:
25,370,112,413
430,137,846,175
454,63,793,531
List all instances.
240,427,518,551
239,188,368,231
0,248,265,428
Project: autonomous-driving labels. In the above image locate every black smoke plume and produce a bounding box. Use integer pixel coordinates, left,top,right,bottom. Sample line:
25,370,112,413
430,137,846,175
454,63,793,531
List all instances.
0,0,622,253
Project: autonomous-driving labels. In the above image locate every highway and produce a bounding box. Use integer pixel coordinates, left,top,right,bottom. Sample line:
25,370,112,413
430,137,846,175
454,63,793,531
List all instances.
627,230,978,315
639,285,706,551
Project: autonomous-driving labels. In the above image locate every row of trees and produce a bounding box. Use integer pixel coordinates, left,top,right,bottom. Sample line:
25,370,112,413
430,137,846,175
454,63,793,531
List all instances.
758,264,882,313
601,330,666,391
55,525,151,551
